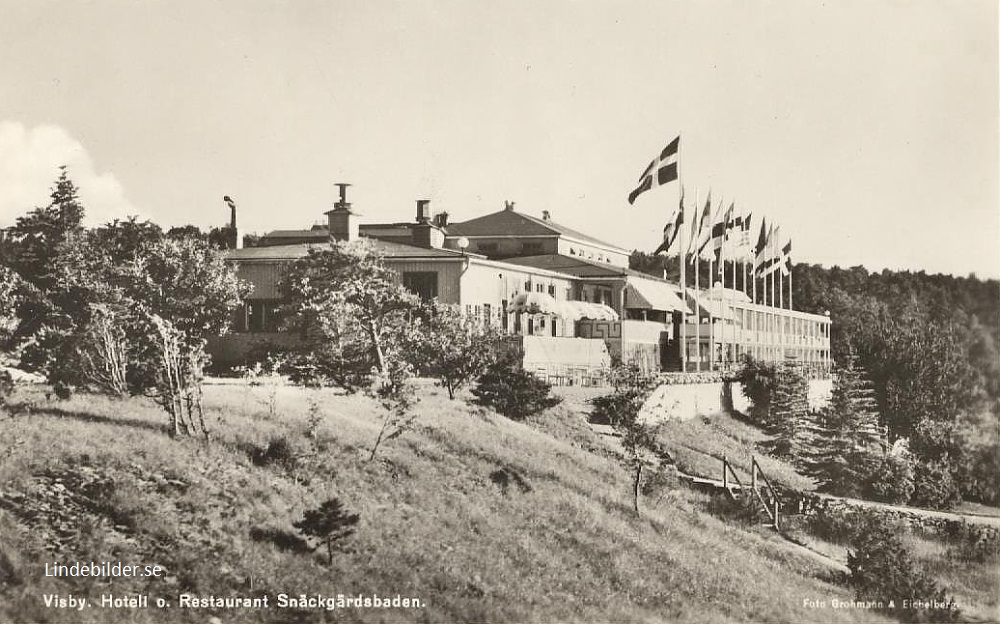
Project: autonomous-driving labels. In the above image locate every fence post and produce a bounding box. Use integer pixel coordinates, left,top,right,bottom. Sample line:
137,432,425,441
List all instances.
751,457,758,492
722,455,728,490
773,498,779,530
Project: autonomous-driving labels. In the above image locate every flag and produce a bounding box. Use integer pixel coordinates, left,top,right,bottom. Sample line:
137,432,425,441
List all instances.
711,203,734,254
754,220,771,272
653,188,685,255
627,136,680,205
761,226,784,276
692,192,714,259
779,239,792,275
736,212,754,260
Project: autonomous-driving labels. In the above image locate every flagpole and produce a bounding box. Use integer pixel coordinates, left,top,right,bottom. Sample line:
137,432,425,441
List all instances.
678,141,686,374
729,219,743,368
693,189,700,371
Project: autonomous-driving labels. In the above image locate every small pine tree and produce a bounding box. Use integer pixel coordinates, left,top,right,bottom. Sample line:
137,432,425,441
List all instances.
293,498,360,565
801,357,885,496
767,363,810,458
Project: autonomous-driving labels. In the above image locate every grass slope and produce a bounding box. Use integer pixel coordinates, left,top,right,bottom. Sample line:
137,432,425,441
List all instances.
0,381,889,623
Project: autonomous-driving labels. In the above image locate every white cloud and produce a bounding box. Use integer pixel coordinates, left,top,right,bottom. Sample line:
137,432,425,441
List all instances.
0,121,142,227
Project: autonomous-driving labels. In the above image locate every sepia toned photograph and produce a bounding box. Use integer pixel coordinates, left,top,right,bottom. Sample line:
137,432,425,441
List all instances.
0,1,997,623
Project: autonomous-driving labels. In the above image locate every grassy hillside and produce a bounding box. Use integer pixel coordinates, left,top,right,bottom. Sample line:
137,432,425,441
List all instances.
1,380,896,623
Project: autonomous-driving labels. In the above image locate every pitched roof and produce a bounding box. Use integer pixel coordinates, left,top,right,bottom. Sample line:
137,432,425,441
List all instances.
504,254,673,281
447,209,625,252
225,240,470,261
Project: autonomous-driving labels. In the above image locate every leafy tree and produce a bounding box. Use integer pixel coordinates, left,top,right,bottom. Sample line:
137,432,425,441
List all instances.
471,356,562,421
293,498,360,565
589,363,670,515
737,356,776,427
412,302,499,399
800,356,884,496
19,227,248,434
0,266,22,346
166,224,206,241
280,240,423,459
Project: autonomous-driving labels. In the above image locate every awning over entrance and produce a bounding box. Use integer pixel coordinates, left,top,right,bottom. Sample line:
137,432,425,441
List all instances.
506,292,561,315
625,278,692,313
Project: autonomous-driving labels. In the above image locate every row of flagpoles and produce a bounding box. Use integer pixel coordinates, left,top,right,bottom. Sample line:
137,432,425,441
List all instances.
628,135,795,372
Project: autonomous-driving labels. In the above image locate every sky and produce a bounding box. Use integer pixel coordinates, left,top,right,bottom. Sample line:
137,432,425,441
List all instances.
0,0,997,278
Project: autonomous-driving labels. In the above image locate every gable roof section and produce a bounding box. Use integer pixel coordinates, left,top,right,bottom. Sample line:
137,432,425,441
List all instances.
447,210,625,253
225,240,471,262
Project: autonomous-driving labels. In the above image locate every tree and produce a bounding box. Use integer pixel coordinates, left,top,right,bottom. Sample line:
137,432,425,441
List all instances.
471,356,562,420
800,356,884,497
589,363,671,515
2,169,86,346
20,227,248,435
766,363,809,459
0,266,22,346
280,240,423,459
848,516,959,622
293,498,360,565
737,356,777,427
413,302,499,399
3,167,85,290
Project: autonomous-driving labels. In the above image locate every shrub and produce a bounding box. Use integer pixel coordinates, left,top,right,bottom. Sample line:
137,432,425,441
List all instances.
293,498,360,564
959,442,1000,506
909,457,963,510
471,357,561,421
942,522,1000,564
805,506,876,545
848,516,959,622
736,356,775,426
0,370,13,409
251,437,296,469
864,450,915,505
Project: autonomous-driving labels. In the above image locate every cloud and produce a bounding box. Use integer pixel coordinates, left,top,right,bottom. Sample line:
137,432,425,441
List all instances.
0,121,142,227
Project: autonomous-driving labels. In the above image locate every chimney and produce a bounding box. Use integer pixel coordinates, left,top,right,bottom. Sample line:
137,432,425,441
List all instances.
432,211,449,228
416,199,431,224
542,210,551,221
504,200,516,211
412,199,444,249
325,183,360,242
224,195,242,249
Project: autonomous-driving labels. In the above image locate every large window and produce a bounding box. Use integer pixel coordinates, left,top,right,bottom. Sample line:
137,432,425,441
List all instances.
241,300,283,333
522,242,543,255
402,271,439,301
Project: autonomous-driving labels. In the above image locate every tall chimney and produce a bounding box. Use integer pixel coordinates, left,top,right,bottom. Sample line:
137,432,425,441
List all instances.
416,199,431,224
504,200,516,212
223,195,242,249
412,199,444,249
326,183,360,242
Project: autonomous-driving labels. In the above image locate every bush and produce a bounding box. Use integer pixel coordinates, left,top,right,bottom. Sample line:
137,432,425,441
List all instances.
848,516,959,622
959,442,1000,506
942,522,1000,564
471,358,561,421
806,506,875,545
0,370,13,408
865,451,915,505
251,437,297,469
736,356,775,426
909,458,963,510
